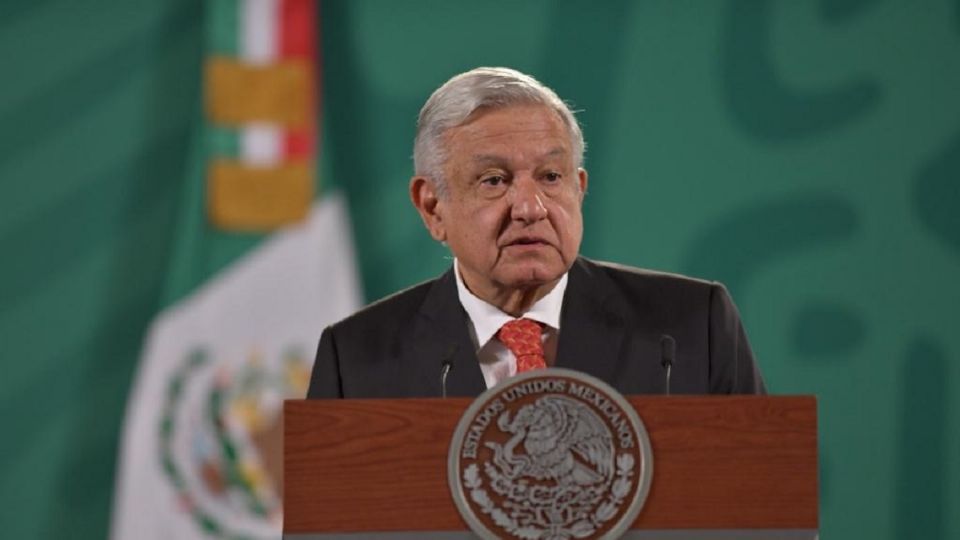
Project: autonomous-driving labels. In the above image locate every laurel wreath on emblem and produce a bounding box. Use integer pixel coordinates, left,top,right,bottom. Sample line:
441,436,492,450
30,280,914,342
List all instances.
159,348,300,537
461,395,636,540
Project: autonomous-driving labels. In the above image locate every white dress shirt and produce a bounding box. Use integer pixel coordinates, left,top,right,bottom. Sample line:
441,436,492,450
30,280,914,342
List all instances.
454,259,568,389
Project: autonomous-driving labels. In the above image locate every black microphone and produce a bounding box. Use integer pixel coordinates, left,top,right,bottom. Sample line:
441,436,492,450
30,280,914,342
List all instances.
660,334,675,395
440,346,457,398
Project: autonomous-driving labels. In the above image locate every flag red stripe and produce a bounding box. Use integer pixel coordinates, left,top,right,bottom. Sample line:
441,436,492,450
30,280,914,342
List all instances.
280,0,318,161
284,130,313,160
280,0,314,58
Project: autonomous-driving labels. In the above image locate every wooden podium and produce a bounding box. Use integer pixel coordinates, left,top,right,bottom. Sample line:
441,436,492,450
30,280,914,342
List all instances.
284,396,817,539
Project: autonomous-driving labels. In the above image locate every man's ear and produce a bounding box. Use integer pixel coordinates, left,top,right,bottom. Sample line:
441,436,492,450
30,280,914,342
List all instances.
410,175,447,242
577,168,589,201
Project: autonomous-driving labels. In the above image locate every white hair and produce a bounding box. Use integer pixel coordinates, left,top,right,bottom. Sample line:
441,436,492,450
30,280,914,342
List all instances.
413,67,585,195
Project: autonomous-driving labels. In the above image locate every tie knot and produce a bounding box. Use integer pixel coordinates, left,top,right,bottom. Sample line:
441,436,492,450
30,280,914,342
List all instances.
497,318,546,373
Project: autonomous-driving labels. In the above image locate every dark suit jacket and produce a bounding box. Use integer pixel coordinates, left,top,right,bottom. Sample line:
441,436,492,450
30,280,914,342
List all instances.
307,257,765,398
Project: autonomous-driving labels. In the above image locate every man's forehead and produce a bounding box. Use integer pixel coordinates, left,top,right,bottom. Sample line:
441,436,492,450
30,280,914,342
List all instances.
450,105,567,139
470,147,568,164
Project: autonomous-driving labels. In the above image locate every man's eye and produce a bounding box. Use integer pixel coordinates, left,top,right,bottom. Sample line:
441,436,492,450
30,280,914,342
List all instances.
544,172,562,182
482,175,505,186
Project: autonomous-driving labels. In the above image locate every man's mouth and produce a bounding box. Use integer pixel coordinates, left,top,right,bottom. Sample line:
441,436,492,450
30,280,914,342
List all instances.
505,237,549,247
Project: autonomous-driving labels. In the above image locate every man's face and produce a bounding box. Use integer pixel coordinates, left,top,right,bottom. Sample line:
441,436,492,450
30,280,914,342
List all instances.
413,104,587,301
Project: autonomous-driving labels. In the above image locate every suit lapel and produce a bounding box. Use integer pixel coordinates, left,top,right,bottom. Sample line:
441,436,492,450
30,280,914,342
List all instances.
555,258,629,387
405,268,487,397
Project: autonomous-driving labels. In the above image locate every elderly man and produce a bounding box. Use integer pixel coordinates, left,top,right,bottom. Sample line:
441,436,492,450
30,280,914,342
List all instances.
308,67,765,398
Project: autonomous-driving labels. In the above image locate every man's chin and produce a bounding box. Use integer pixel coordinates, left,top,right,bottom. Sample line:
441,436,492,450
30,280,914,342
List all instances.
495,263,567,290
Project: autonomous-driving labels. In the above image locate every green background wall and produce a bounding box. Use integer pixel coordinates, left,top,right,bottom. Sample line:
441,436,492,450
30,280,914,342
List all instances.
1,0,958,538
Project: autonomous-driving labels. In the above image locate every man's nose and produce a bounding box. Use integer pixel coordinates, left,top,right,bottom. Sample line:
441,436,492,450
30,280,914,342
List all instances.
509,175,548,223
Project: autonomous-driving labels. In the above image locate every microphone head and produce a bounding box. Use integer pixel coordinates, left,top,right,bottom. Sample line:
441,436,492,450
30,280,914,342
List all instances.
441,345,458,367
660,334,676,367
440,345,457,377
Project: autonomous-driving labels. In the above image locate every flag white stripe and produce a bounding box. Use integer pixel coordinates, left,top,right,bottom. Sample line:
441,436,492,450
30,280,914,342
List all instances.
241,123,283,166
110,194,362,539
241,0,280,65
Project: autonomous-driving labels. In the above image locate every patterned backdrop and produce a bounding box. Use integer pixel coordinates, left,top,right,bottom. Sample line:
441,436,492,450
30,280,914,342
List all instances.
0,1,957,538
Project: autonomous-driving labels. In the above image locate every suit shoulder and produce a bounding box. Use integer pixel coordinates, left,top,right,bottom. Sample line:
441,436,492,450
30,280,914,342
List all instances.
581,258,716,292
330,276,436,332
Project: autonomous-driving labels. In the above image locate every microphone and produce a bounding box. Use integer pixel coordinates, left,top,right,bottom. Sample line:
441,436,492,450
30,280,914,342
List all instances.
440,345,457,398
660,334,675,395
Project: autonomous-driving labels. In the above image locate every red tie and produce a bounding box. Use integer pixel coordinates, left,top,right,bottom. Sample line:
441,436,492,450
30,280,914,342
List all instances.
497,318,547,373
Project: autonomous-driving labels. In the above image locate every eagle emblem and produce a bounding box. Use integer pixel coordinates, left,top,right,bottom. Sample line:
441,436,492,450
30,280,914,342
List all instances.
489,396,613,487
449,369,652,540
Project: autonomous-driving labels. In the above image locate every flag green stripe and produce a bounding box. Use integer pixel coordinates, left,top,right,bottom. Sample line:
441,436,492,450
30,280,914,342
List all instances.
206,0,238,56
206,124,240,159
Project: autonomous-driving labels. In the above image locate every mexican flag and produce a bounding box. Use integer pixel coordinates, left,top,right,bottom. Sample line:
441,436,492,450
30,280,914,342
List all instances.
110,1,360,538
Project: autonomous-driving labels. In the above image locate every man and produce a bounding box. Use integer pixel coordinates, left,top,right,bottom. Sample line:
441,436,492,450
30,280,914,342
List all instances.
308,67,765,399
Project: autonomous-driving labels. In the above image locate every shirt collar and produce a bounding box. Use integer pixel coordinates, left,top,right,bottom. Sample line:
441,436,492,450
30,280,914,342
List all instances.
454,259,568,348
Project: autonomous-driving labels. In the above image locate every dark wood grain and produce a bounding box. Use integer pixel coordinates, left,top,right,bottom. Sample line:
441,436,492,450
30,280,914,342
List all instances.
284,396,817,533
